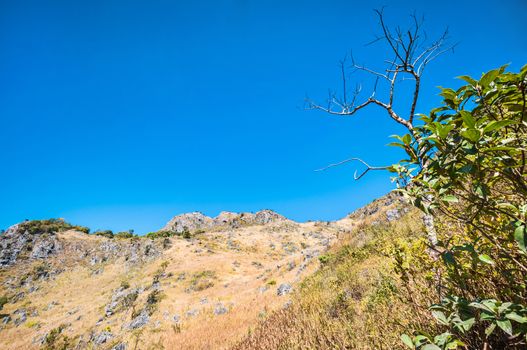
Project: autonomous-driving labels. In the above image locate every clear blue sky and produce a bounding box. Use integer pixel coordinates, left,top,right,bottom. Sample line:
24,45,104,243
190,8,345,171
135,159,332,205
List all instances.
1,0,525,233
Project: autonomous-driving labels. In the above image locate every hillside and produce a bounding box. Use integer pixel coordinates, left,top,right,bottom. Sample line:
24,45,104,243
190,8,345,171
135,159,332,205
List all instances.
0,209,352,349
235,194,423,349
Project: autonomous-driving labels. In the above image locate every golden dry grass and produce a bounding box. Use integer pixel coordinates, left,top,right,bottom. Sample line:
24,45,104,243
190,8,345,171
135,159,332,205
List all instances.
233,199,434,350
0,220,341,349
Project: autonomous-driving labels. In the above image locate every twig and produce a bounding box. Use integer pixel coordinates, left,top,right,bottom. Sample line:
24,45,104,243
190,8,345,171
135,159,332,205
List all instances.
315,157,390,180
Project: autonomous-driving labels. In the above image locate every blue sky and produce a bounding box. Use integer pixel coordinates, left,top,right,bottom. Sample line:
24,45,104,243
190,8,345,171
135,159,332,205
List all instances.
1,0,525,233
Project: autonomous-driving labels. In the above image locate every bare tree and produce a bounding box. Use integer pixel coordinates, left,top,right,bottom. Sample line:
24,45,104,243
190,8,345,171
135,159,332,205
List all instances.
309,8,455,255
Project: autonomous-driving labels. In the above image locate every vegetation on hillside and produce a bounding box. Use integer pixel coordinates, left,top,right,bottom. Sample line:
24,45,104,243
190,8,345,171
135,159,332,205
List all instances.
237,66,527,349
18,218,90,235
391,65,527,349
235,203,430,349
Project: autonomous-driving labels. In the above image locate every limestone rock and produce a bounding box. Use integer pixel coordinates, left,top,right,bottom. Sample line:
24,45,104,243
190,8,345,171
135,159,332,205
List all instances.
277,283,292,296
161,212,213,233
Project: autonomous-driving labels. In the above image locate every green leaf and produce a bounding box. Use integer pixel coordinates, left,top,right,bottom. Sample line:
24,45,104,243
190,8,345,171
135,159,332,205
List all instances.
437,124,455,139
442,251,456,266
422,345,441,350
484,146,517,152
414,335,429,346
478,254,495,265
446,340,466,349
402,134,412,145
506,312,527,324
496,203,519,213
460,129,481,143
481,300,499,313
483,120,515,133
470,300,496,313
498,302,513,313
442,195,459,203
387,142,407,149
521,63,527,78
457,75,477,85
480,68,501,88
457,317,475,332
514,225,527,253
400,334,414,349
496,319,513,335
459,111,476,128
431,310,449,325
439,87,457,100
485,323,496,337
459,164,475,174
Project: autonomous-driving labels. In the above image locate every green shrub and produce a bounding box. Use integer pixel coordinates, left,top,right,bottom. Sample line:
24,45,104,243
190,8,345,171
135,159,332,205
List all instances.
318,254,332,265
391,65,527,349
145,230,174,239
188,270,216,291
20,219,76,235
182,228,192,239
115,231,135,239
43,324,70,350
73,226,90,234
94,230,114,239
0,295,8,310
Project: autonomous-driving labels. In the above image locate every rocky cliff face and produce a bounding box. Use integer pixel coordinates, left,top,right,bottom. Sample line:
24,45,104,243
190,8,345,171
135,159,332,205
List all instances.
161,209,287,233
0,223,62,268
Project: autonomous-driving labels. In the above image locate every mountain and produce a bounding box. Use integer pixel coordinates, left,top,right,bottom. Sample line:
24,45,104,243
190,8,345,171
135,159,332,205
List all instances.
0,209,347,349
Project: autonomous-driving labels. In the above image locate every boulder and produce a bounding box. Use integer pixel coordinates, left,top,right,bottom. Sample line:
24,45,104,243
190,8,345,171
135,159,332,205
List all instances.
277,283,292,296
161,212,213,233
126,310,149,330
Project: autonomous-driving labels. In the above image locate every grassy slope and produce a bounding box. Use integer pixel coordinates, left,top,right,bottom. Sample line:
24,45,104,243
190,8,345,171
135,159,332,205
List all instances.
0,219,341,350
234,195,436,349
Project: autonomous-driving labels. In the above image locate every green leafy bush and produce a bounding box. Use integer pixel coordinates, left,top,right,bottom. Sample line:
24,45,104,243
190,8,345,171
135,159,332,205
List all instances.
94,230,114,239
20,219,76,234
391,65,527,349
145,230,174,239
0,295,8,310
115,231,135,239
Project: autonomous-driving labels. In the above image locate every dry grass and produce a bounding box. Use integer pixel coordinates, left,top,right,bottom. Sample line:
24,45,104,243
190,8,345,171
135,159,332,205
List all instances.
0,219,340,349
234,200,436,350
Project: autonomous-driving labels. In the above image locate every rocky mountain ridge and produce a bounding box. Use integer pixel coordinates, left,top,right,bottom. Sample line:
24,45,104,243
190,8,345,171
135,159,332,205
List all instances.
0,194,408,349
161,209,287,233
0,208,344,349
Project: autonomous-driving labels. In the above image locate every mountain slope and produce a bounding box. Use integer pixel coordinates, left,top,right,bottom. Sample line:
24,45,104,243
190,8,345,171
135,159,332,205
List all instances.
234,193,422,349
0,211,344,349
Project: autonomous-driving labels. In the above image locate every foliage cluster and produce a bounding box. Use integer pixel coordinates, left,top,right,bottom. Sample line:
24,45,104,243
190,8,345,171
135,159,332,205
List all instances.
145,227,192,240
19,219,89,235
188,270,216,292
94,230,114,238
387,65,527,349
237,65,526,349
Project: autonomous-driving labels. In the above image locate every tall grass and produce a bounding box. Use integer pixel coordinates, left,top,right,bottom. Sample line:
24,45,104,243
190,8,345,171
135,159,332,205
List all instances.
234,206,440,349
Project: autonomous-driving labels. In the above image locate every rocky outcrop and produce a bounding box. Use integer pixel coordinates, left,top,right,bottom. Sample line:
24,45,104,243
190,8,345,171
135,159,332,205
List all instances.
277,283,292,296
30,236,61,259
92,331,113,345
126,310,149,330
105,287,140,317
0,224,28,267
161,210,287,233
347,192,408,221
254,210,286,225
0,223,62,268
161,212,213,233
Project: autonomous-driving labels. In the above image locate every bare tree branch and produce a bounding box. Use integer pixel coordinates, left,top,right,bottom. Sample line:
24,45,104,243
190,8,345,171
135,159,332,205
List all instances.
307,8,453,137
315,157,390,180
